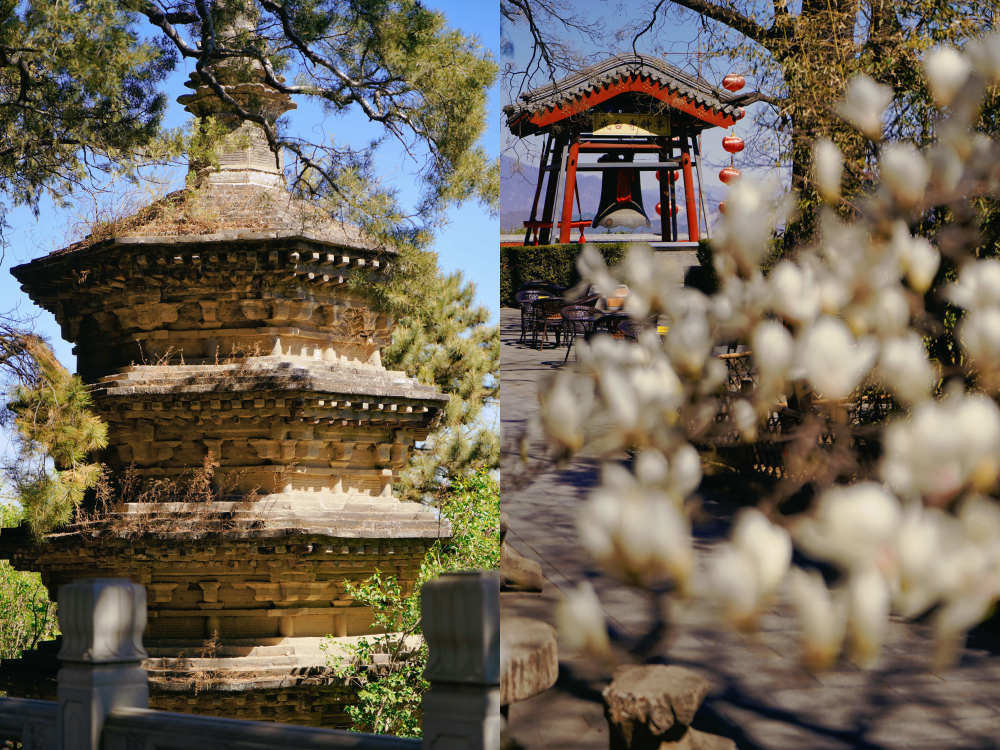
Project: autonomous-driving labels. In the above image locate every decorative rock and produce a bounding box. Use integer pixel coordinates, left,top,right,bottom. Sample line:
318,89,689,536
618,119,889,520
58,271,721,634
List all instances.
500,616,558,707
501,543,544,592
603,664,730,750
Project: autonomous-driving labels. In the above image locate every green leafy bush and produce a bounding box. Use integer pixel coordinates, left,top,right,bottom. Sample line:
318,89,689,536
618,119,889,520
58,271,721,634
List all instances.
500,242,629,306
0,503,58,660
682,239,719,295
327,469,499,737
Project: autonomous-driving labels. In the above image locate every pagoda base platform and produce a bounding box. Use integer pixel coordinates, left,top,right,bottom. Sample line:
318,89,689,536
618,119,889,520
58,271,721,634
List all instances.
0,633,419,729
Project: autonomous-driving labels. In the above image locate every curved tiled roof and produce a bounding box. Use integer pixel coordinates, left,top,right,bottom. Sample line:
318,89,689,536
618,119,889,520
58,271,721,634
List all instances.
505,53,748,135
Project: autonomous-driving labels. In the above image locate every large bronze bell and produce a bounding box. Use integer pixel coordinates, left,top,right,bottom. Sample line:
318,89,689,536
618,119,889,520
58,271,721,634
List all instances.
591,153,649,229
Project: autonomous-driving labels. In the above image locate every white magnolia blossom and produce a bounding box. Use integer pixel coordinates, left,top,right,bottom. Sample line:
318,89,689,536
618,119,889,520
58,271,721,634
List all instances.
578,463,694,588
798,316,877,399
847,566,891,667
891,222,940,294
946,259,1000,309
836,74,892,140
795,482,901,571
713,176,793,272
752,320,794,396
880,142,931,206
709,509,791,627
966,31,1000,85
540,40,1000,672
556,581,610,657
770,261,821,325
539,371,592,452
813,138,844,203
881,393,1000,501
878,333,936,404
923,47,972,108
958,307,1000,367
788,569,847,670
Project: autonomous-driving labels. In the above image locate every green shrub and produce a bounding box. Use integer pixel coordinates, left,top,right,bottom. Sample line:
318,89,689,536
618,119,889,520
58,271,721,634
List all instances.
327,469,499,737
500,243,629,306
683,239,719,295
0,503,58,659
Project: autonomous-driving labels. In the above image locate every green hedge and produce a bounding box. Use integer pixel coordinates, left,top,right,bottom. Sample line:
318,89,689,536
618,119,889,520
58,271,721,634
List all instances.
500,243,629,307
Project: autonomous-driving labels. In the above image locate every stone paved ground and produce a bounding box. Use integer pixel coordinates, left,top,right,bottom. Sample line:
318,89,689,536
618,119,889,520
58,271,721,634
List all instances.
500,307,1000,750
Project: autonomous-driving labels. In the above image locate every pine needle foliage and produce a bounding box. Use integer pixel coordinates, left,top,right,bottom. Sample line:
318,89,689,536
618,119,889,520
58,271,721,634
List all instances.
379,247,499,502
4,336,107,536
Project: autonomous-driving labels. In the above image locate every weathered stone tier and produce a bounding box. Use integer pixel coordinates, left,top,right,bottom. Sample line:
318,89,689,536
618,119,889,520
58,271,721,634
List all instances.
91,358,446,497
0,527,437,642
12,233,399,381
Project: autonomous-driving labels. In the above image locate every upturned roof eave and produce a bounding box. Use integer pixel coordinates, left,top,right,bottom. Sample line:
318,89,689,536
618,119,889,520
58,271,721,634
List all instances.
10,228,394,285
504,52,746,135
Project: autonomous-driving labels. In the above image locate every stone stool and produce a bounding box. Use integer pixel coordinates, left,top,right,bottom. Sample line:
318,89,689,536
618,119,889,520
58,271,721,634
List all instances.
602,664,735,750
499,616,558,719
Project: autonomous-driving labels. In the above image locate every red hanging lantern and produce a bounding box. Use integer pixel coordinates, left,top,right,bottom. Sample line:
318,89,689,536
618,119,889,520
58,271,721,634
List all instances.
718,201,727,215
654,203,679,216
719,167,742,184
722,74,746,92
654,171,679,183
722,135,745,154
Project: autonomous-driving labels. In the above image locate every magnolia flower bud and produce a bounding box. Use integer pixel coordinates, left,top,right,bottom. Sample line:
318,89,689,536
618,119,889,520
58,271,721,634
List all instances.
799,316,877,399
880,142,930,207
752,320,794,391
731,509,791,594
540,372,589,452
666,312,713,376
847,566,890,667
634,449,670,486
947,259,1000,309
557,581,610,657
958,307,1000,366
788,568,846,670
770,261,820,324
923,47,972,107
813,138,844,203
796,482,901,570
668,443,702,499
714,177,791,270
598,365,639,432
731,399,757,441
837,75,892,140
878,333,935,404
891,223,939,293
894,507,943,617
866,286,911,338
966,31,1000,85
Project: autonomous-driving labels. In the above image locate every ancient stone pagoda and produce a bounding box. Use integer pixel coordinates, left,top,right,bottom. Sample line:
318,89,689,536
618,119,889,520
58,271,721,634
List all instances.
1,36,449,728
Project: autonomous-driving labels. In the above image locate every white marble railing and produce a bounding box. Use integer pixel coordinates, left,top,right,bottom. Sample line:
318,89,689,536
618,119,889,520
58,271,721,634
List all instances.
0,572,499,750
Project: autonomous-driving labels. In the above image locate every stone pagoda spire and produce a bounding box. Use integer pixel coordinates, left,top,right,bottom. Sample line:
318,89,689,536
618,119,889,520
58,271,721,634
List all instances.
176,1,294,189
2,3,450,728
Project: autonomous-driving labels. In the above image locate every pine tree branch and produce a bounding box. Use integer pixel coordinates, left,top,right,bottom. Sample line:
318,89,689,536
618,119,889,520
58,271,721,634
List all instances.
665,0,771,46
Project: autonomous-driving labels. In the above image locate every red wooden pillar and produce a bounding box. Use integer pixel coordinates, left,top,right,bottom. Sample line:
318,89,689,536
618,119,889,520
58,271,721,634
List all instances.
559,140,581,244
679,133,699,242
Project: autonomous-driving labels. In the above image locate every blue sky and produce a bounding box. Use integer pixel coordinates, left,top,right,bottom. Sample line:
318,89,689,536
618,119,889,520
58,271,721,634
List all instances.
0,1,500,373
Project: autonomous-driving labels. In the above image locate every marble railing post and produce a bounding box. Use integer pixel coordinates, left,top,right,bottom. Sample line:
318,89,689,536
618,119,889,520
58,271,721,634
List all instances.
421,571,501,750
56,579,149,750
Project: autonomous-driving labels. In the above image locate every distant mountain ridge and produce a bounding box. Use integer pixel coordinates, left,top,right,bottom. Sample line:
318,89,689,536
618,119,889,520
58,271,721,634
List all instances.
500,154,725,237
